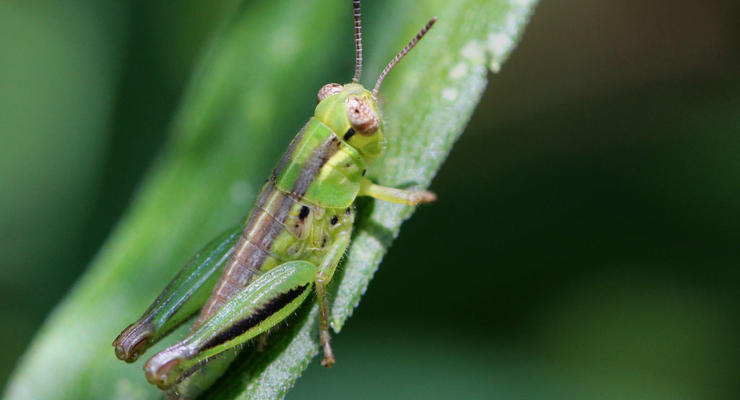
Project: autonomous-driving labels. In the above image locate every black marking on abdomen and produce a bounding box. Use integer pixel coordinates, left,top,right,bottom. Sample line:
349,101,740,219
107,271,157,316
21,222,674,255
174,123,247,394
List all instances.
343,127,356,141
330,215,339,225
299,206,310,221
200,284,309,351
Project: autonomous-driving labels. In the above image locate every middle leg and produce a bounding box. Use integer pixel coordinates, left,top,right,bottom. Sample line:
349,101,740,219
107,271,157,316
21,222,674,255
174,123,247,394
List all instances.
314,226,352,367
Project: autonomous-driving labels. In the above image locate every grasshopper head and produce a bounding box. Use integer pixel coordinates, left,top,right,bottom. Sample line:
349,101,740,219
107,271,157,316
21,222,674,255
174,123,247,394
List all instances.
313,1,436,162
315,83,385,160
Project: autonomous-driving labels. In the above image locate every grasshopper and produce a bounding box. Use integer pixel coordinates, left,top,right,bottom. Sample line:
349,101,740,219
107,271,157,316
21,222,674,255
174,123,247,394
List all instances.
114,0,437,392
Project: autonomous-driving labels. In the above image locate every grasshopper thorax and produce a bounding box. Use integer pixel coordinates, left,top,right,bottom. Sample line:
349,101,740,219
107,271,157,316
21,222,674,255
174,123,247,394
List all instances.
315,83,385,160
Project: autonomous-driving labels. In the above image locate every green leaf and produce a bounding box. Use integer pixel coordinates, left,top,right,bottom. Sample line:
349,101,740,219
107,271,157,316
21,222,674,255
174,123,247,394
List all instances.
3,0,537,399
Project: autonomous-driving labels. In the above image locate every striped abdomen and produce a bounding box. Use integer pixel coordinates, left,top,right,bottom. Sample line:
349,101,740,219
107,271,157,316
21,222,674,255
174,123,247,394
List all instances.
194,118,362,328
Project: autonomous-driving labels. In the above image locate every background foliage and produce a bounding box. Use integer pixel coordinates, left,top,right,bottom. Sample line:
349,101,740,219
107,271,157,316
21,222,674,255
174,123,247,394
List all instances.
1,0,739,399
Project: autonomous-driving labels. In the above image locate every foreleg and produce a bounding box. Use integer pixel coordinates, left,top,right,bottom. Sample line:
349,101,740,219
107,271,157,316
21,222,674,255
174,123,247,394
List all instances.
358,177,436,205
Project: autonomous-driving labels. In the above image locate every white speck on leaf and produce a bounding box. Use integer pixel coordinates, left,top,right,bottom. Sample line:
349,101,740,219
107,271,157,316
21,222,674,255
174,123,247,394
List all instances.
512,0,535,7
460,40,485,65
486,32,513,73
449,62,468,79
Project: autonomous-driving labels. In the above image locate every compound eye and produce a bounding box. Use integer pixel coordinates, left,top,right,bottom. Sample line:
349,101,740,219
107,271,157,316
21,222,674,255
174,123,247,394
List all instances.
318,83,343,102
346,95,379,134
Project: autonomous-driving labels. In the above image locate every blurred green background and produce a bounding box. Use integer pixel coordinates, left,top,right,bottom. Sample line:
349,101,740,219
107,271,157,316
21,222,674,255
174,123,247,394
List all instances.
1,0,739,399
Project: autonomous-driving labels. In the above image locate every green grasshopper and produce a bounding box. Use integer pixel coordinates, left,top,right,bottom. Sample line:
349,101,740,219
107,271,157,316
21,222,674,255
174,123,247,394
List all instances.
113,0,437,392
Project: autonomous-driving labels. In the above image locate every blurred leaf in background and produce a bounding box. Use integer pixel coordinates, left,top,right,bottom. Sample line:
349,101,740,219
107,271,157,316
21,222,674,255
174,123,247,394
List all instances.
0,0,124,390
1,0,739,399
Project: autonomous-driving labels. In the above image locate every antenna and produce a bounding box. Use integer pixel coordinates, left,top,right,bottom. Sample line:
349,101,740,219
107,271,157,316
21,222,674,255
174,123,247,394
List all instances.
372,17,437,98
352,0,363,83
